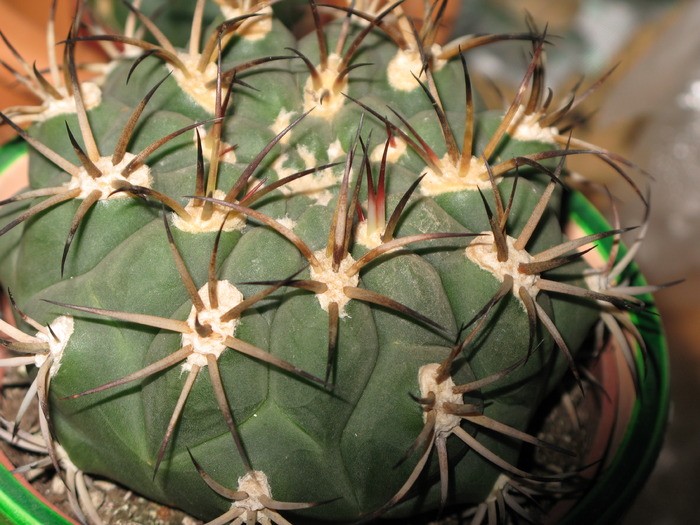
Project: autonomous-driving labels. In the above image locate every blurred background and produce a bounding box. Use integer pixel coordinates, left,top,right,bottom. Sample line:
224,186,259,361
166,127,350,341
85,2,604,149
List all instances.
0,0,698,523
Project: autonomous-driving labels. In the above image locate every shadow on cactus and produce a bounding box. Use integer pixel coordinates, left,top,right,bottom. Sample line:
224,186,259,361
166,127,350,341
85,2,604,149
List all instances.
0,1,672,524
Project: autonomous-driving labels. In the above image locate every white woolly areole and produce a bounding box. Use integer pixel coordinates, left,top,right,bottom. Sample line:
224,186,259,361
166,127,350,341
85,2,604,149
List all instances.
35,316,74,377
584,272,606,294
297,145,317,169
309,250,359,317
173,189,246,233
418,363,462,436
354,220,402,253
172,53,218,114
465,232,540,303
303,53,347,120
233,470,272,512
272,151,339,206
270,108,296,145
508,106,558,144
181,281,244,371
584,272,612,308
387,44,446,92
216,4,273,40
327,139,345,162
354,221,384,250
195,128,237,164
370,136,407,163
67,153,152,199
275,215,297,231
419,155,495,196
38,82,102,122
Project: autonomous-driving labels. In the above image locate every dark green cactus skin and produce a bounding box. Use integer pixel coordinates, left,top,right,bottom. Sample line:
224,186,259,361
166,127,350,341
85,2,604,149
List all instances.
0,2,604,522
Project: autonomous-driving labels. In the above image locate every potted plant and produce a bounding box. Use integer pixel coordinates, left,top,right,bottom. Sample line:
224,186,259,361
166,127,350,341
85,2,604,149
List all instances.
0,1,671,523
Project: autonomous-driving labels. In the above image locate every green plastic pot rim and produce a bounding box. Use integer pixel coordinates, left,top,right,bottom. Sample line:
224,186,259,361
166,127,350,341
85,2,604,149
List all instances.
0,142,670,524
0,453,76,525
0,141,28,196
555,192,671,525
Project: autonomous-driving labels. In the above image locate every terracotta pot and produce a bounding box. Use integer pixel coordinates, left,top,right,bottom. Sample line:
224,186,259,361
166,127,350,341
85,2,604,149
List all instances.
0,143,670,524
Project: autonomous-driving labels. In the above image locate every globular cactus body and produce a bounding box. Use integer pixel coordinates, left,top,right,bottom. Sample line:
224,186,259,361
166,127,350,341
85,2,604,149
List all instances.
0,1,648,523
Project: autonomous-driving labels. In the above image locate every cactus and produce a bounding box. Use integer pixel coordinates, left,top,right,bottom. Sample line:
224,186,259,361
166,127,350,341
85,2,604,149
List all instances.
0,1,664,523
